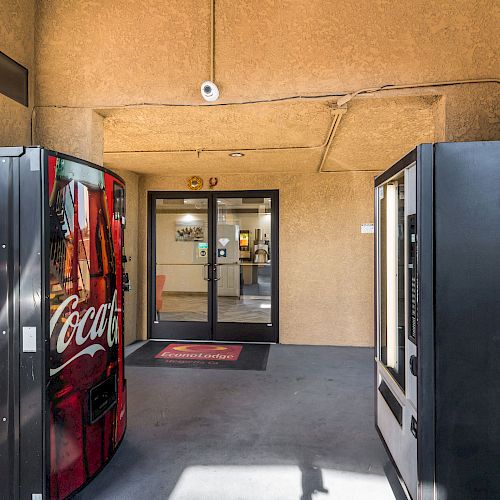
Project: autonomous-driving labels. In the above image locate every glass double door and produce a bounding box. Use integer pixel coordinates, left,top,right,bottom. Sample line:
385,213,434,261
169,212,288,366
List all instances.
149,191,278,342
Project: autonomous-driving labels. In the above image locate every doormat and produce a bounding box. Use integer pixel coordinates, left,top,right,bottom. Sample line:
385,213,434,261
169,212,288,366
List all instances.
126,341,270,371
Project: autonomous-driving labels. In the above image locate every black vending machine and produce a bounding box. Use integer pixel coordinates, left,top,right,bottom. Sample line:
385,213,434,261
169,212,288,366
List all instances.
0,147,128,499
374,141,500,500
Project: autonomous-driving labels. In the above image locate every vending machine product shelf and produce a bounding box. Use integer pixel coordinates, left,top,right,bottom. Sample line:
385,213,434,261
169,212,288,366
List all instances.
0,147,127,499
374,141,500,500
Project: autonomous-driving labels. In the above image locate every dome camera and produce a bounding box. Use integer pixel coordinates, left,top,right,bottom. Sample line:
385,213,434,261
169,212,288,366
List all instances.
201,81,220,102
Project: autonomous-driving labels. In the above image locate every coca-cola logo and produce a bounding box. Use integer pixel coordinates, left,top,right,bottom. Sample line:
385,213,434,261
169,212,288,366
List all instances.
49,290,119,376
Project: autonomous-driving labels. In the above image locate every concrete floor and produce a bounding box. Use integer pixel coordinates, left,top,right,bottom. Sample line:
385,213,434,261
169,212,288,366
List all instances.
76,345,401,500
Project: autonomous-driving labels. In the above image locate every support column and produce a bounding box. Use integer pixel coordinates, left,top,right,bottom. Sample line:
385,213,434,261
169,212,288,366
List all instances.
443,82,500,142
33,107,104,165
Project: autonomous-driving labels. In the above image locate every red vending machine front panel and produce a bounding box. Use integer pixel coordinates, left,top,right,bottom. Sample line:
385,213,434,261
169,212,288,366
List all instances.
47,155,126,499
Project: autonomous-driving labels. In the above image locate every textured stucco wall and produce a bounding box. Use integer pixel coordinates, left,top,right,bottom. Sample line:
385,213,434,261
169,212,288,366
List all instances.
32,107,141,345
25,0,499,349
442,83,500,141
115,170,139,346
135,172,379,346
33,107,104,165
35,0,499,106
0,0,35,146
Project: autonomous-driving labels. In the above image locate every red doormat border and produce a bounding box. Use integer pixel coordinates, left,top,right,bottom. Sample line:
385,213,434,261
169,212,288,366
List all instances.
126,341,269,371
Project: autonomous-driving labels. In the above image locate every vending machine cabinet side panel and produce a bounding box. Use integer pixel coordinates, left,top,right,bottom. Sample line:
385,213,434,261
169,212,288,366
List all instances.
0,151,21,500
433,141,500,499
415,143,436,500
18,148,46,499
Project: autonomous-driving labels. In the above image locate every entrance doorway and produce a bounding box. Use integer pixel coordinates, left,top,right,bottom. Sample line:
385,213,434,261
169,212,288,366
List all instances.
148,191,278,343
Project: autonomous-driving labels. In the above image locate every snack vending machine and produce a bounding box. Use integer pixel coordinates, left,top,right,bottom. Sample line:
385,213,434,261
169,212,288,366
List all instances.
375,141,500,500
0,147,128,499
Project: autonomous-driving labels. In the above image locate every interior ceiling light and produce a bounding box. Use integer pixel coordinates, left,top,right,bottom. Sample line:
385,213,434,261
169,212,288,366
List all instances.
229,152,245,158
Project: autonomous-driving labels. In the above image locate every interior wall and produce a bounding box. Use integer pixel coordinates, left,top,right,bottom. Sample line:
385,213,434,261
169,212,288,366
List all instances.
137,172,380,346
154,209,272,294
156,212,208,293
0,0,35,146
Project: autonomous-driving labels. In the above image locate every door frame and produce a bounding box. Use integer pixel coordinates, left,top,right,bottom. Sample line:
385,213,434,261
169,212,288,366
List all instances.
147,190,279,343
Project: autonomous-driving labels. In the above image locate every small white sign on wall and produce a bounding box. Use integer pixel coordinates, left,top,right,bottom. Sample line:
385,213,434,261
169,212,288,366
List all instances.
361,223,374,234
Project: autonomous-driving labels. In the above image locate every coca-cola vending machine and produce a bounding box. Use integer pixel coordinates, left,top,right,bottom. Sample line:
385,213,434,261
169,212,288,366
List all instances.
0,147,128,499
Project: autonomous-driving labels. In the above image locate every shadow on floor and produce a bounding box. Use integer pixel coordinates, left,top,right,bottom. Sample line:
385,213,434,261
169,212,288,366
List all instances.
300,464,329,500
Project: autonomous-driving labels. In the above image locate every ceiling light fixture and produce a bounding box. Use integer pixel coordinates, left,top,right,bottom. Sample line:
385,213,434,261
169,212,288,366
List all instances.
229,152,245,158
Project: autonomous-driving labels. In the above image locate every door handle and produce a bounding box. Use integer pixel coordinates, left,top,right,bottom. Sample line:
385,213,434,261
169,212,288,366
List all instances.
213,264,221,281
203,263,211,281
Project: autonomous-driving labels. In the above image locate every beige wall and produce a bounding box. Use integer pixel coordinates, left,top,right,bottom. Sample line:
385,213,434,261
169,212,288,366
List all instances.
33,107,104,165
35,0,498,106
0,0,35,146
154,210,272,294
136,172,379,346
3,0,496,348
117,170,140,345
156,212,208,293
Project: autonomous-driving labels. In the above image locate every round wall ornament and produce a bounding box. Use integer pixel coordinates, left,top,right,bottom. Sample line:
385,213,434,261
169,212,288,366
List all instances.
187,176,203,191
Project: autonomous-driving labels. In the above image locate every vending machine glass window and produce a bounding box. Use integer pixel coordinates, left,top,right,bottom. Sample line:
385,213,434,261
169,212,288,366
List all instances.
378,173,405,390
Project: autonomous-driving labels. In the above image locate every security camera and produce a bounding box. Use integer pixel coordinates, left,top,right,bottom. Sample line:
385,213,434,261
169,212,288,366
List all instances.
201,81,220,102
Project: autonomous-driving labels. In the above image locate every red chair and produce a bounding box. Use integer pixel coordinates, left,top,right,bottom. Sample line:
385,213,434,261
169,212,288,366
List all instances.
155,275,166,319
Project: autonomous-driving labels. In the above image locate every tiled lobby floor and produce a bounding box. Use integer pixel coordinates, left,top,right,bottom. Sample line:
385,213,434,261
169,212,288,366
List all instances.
158,293,272,323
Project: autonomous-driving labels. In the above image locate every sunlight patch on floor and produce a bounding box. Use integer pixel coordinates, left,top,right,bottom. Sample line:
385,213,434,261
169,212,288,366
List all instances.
168,464,394,500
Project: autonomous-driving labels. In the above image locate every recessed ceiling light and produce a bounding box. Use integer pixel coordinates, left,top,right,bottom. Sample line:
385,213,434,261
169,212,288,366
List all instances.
229,152,245,158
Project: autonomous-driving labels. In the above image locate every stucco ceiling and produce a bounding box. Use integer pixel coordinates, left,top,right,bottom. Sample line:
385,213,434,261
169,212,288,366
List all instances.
101,100,337,151
34,0,499,174
102,94,441,174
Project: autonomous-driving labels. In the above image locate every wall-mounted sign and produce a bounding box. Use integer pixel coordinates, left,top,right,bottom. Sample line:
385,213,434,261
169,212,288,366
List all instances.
218,248,227,258
197,242,208,258
361,223,374,234
0,51,28,106
187,176,203,190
